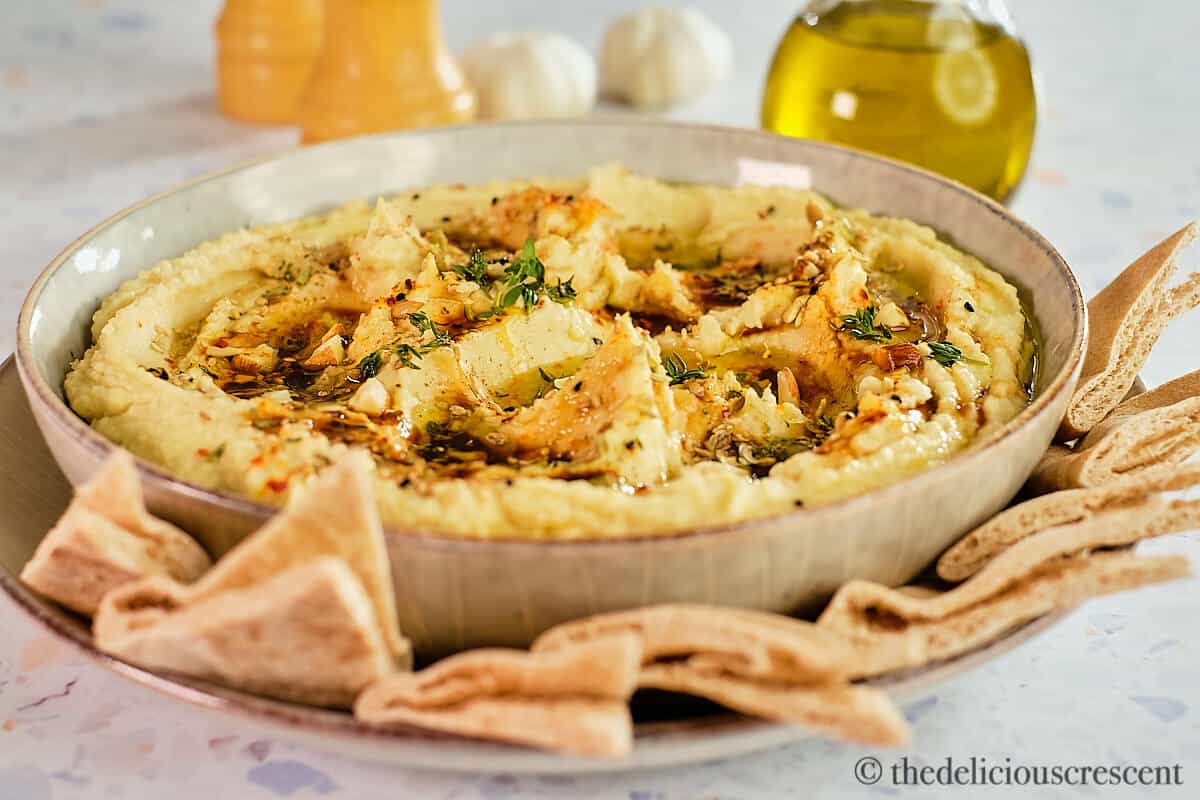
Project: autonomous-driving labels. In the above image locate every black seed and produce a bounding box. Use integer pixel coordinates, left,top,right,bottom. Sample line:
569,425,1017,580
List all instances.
411,193,421,200
441,215,451,223
793,499,805,507
490,196,499,205
891,394,901,402
573,381,583,391
964,301,975,312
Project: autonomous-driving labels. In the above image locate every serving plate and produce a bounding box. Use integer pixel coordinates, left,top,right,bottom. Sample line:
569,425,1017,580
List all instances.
14,121,1086,656
0,355,1068,772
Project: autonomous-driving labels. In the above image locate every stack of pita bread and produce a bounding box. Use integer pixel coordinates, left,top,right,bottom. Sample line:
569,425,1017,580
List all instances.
17,224,1198,758
817,223,1199,677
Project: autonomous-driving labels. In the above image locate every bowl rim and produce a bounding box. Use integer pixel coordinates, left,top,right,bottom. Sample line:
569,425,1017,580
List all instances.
15,119,1087,550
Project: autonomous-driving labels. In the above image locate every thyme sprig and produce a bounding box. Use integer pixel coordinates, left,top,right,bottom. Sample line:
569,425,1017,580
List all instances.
839,305,892,343
452,249,491,284
358,350,384,378
408,312,453,350
495,239,546,311
479,239,576,316
663,353,707,386
927,341,987,368
357,312,454,376
545,276,577,304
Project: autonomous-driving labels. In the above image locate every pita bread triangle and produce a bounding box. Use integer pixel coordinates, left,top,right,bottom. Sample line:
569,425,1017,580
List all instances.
20,450,211,615
187,450,410,667
1034,370,1200,491
95,557,392,707
1059,222,1199,440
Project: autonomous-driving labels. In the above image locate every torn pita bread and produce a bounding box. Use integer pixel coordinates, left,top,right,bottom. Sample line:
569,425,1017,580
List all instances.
939,461,1200,581
824,495,1199,628
823,552,1188,678
354,636,641,757
639,663,910,747
1058,222,1199,441
94,557,393,707
532,604,853,684
186,451,410,667
357,696,633,757
531,604,911,747
358,634,641,708
20,450,211,616
1033,370,1200,492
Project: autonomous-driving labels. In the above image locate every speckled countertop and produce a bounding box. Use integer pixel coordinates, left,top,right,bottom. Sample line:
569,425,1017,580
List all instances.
1,1,1198,798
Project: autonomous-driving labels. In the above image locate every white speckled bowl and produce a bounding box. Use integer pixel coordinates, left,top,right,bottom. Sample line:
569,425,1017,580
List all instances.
15,121,1085,657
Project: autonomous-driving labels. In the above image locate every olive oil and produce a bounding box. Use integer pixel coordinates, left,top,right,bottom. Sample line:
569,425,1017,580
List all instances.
762,0,1036,201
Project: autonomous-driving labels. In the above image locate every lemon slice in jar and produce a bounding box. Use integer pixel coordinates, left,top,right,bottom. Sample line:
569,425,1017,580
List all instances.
933,48,998,125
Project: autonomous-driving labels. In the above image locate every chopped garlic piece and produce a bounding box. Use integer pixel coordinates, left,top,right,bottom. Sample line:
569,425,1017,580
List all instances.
349,377,389,416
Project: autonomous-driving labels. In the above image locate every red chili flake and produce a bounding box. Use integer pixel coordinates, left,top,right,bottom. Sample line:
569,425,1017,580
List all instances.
266,478,289,493
196,448,210,458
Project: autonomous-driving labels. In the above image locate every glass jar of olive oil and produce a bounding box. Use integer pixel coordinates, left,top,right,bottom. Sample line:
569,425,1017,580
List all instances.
762,0,1036,201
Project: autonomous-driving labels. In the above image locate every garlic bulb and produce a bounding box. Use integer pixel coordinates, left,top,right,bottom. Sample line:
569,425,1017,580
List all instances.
461,32,597,121
599,7,733,110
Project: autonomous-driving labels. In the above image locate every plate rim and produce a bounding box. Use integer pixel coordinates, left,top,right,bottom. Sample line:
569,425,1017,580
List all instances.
0,555,1068,773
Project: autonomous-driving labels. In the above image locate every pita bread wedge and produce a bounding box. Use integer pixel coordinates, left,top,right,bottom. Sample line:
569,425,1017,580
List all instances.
939,461,1200,581
1034,370,1200,491
94,557,393,707
20,450,211,616
357,696,633,757
354,636,641,757
639,663,910,747
187,451,410,667
1058,222,1199,441
825,552,1188,678
825,496,1200,628
531,604,853,684
360,634,642,708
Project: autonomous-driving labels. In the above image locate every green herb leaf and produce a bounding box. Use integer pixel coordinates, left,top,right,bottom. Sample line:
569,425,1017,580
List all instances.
408,312,453,351
490,239,572,314
452,249,491,284
393,344,423,370
839,306,892,343
546,277,577,304
927,341,986,368
663,353,707,386
798,413,835,450
279,260,312,286
358,350,383,378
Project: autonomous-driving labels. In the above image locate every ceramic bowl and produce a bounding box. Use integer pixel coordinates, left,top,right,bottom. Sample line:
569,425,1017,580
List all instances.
15,121,1085,657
